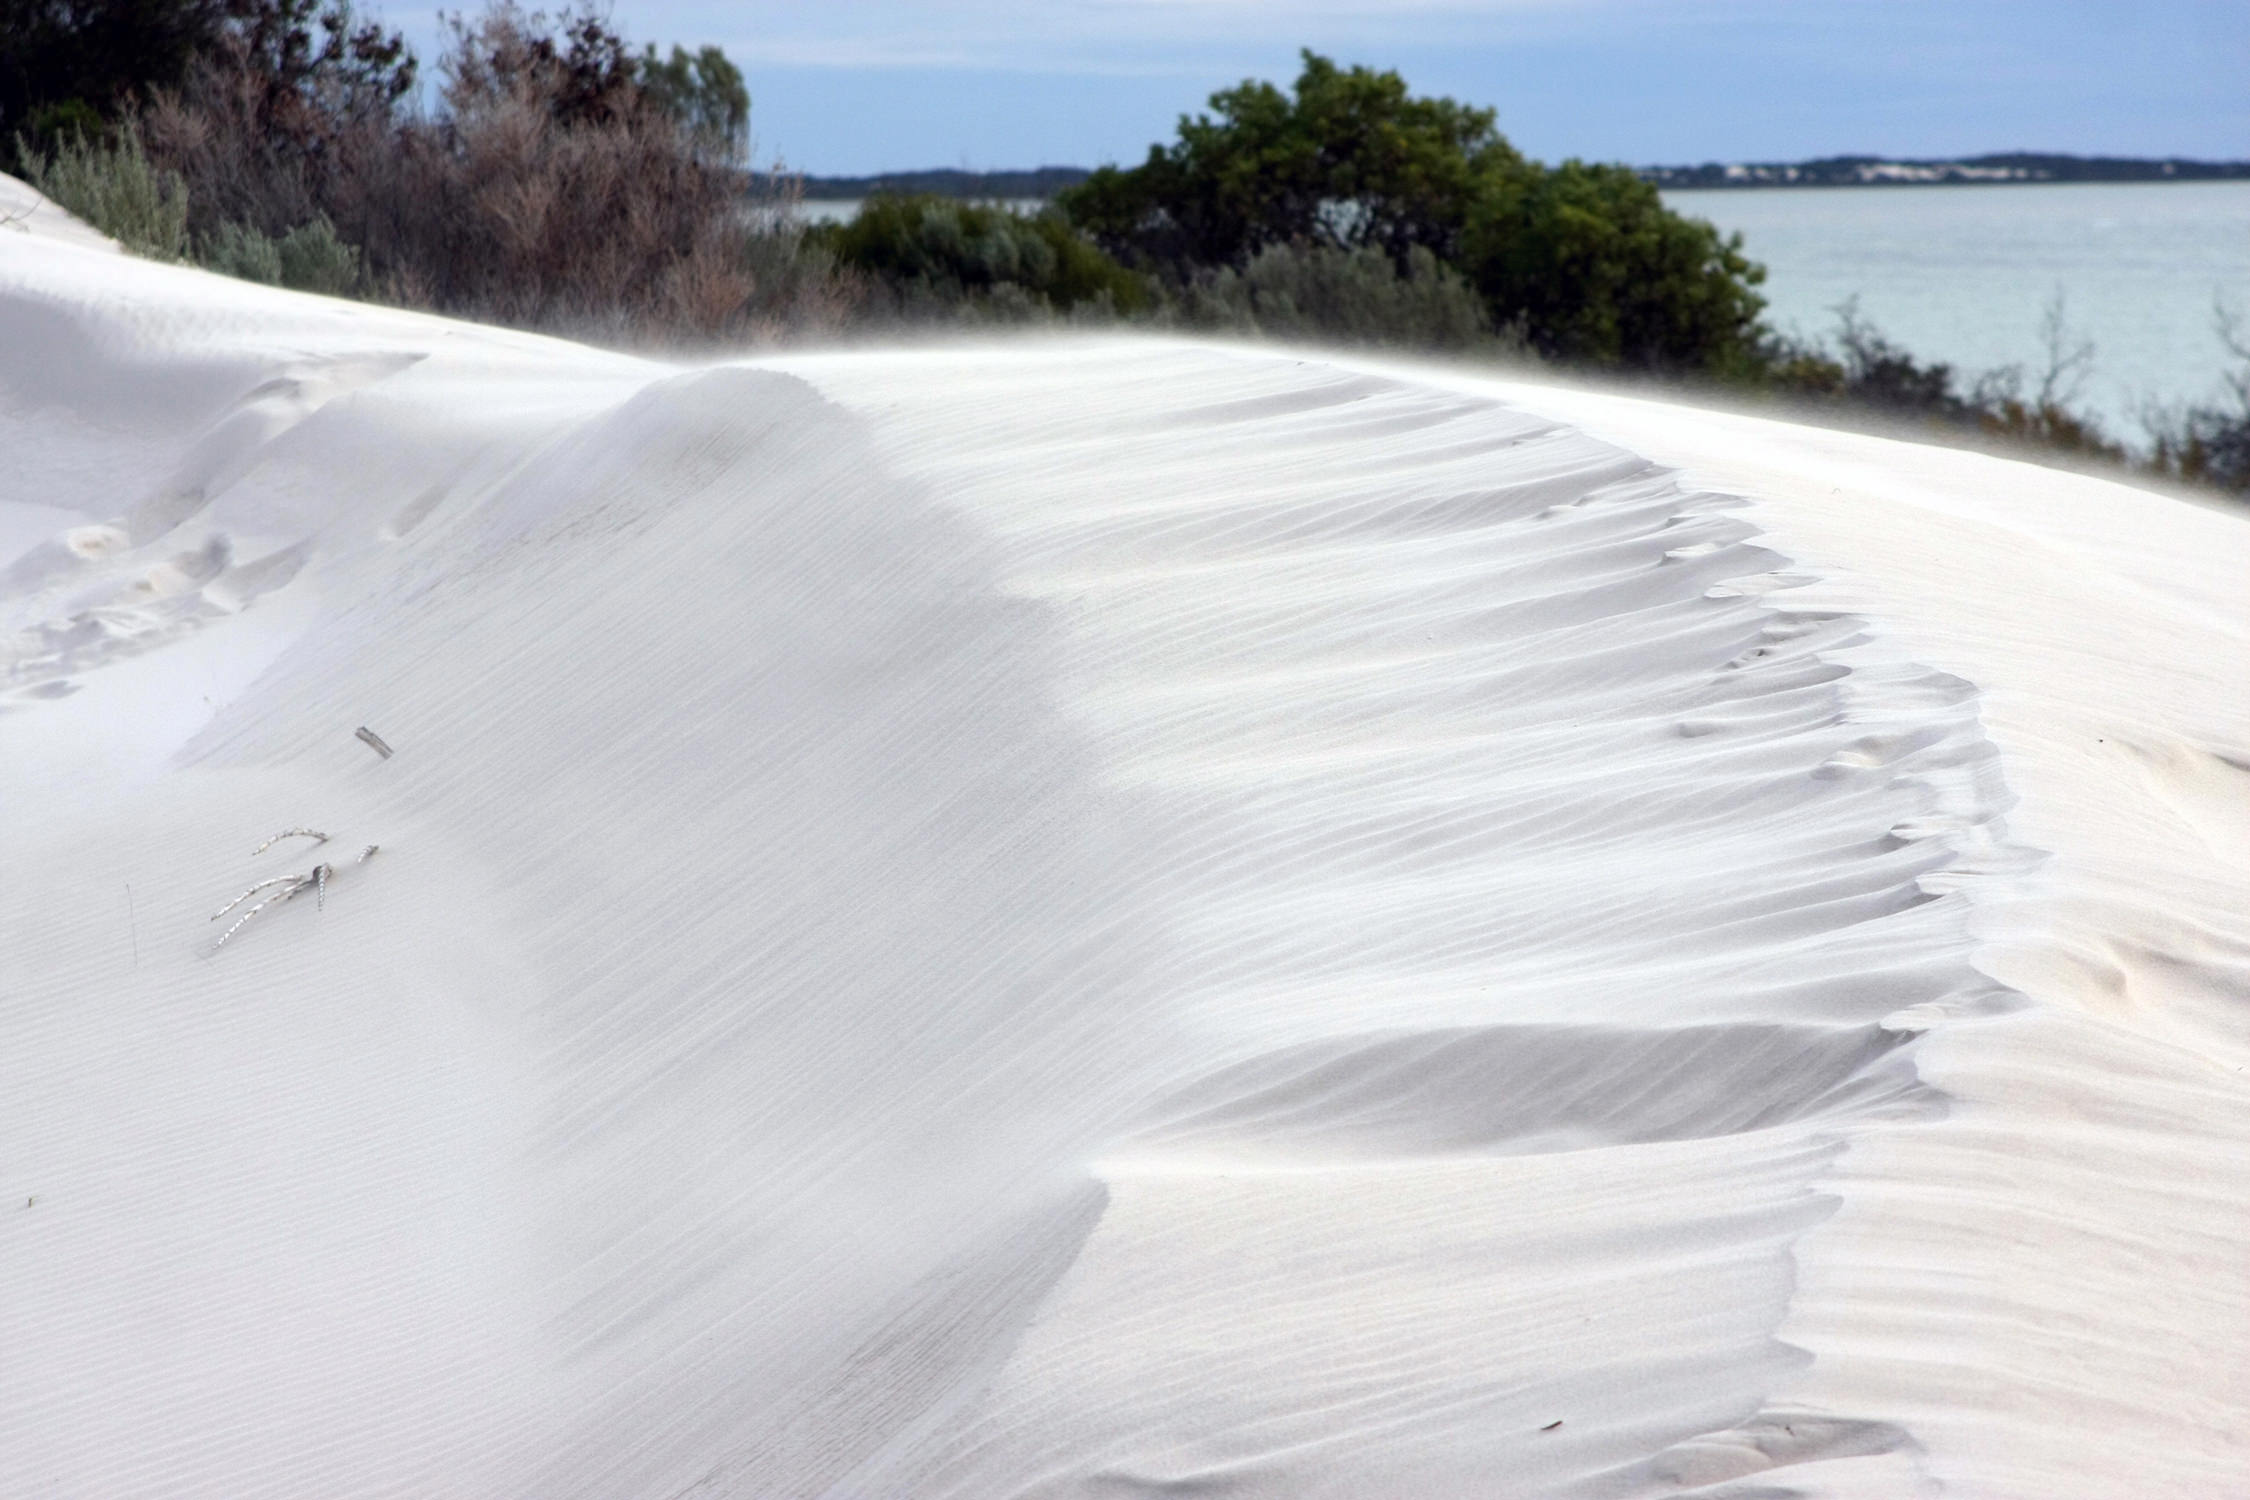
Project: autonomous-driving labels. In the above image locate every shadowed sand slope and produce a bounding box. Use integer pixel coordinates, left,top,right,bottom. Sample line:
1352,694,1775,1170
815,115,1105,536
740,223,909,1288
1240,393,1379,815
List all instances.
4,209,2247,1498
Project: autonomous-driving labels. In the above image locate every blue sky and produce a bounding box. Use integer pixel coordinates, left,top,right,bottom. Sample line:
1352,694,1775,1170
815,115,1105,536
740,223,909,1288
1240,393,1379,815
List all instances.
392,1,2249,174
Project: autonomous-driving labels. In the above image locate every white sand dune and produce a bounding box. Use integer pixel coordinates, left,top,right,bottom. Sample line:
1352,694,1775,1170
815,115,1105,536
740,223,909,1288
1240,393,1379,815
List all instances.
4,183,2246,1497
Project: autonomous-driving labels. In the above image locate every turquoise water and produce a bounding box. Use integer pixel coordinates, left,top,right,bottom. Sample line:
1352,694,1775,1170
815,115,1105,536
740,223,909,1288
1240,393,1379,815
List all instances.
1665,181,2250,440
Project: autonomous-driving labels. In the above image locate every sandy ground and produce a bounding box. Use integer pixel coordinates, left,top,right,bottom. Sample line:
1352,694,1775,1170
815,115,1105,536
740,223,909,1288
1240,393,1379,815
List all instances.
4,177,2246,1497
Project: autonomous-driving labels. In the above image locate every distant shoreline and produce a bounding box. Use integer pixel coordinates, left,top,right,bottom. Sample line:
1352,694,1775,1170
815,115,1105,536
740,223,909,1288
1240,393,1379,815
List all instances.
783,167,1090,202
1641,154,2250,189
779,155,2250,202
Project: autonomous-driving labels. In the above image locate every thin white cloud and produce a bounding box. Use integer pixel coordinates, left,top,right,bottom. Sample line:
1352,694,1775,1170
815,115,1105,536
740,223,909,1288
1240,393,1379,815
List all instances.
659,0,1662,73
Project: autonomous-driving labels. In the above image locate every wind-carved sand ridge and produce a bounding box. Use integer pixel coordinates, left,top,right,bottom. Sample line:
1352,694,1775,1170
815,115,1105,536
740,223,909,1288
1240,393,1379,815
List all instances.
774,346,2025,1496
3,185,2246,1497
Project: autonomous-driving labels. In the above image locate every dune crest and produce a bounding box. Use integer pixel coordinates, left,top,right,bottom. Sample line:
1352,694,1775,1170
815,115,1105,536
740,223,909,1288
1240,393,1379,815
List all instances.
4,216,2246,1497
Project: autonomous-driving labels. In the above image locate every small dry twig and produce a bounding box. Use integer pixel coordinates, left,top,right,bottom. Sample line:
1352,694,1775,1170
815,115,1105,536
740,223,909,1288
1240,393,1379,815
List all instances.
210,834,381,952
355,726,394,759
211,873,307,922
213,864,330,948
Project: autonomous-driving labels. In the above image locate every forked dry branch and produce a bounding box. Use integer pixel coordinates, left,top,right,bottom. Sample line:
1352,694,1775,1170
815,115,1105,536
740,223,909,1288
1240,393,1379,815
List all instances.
211,833,379,949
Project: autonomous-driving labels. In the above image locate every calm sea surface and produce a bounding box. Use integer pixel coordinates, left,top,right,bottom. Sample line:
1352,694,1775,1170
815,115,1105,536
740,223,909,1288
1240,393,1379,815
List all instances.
1664,182,2250,438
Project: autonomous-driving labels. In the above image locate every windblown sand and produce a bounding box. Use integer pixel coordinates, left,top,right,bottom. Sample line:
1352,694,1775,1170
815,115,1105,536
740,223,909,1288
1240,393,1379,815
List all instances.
5,181,2246,1497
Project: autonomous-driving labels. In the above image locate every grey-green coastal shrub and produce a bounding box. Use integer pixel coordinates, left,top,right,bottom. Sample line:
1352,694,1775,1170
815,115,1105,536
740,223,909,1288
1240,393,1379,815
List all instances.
273,215,360,295
1174,242,1512,353
201,214,362,294
17,125,188,258
202,218,283,282
819,193,1150,316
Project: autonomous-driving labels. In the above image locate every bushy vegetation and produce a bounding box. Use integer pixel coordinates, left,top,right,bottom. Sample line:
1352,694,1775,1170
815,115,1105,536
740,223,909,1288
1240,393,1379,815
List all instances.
816,195,1522,354
18,124,188,257
338,7,776,333
634,42,748,161
1,0,228,150
2145,309,2250,495
4,12,2243,497
199,212,359,292
1065,52,1520,274
1755,296,2123,458
1724,294,2250,497
1175,243,1512,353
817,194,1149,320
1064,51,1764,376
1460,161,1764,370
6,0,847,339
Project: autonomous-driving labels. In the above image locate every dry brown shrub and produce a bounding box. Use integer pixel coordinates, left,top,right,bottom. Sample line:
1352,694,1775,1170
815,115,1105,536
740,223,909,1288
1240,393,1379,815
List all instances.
140,2,856,345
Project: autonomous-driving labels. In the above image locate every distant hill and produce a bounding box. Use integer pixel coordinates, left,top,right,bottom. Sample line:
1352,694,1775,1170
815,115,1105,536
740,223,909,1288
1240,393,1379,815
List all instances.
784,167,1093,201
1638,154,2250,189
773,156,2250,203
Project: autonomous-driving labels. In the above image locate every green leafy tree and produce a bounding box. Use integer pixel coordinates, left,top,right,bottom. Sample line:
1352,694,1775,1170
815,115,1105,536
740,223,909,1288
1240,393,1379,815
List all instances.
0,0,229,148
1461,161,1766,370
1064,51,1521,271
1064,50,1767,374
0,0,410,164
637,43,748,161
